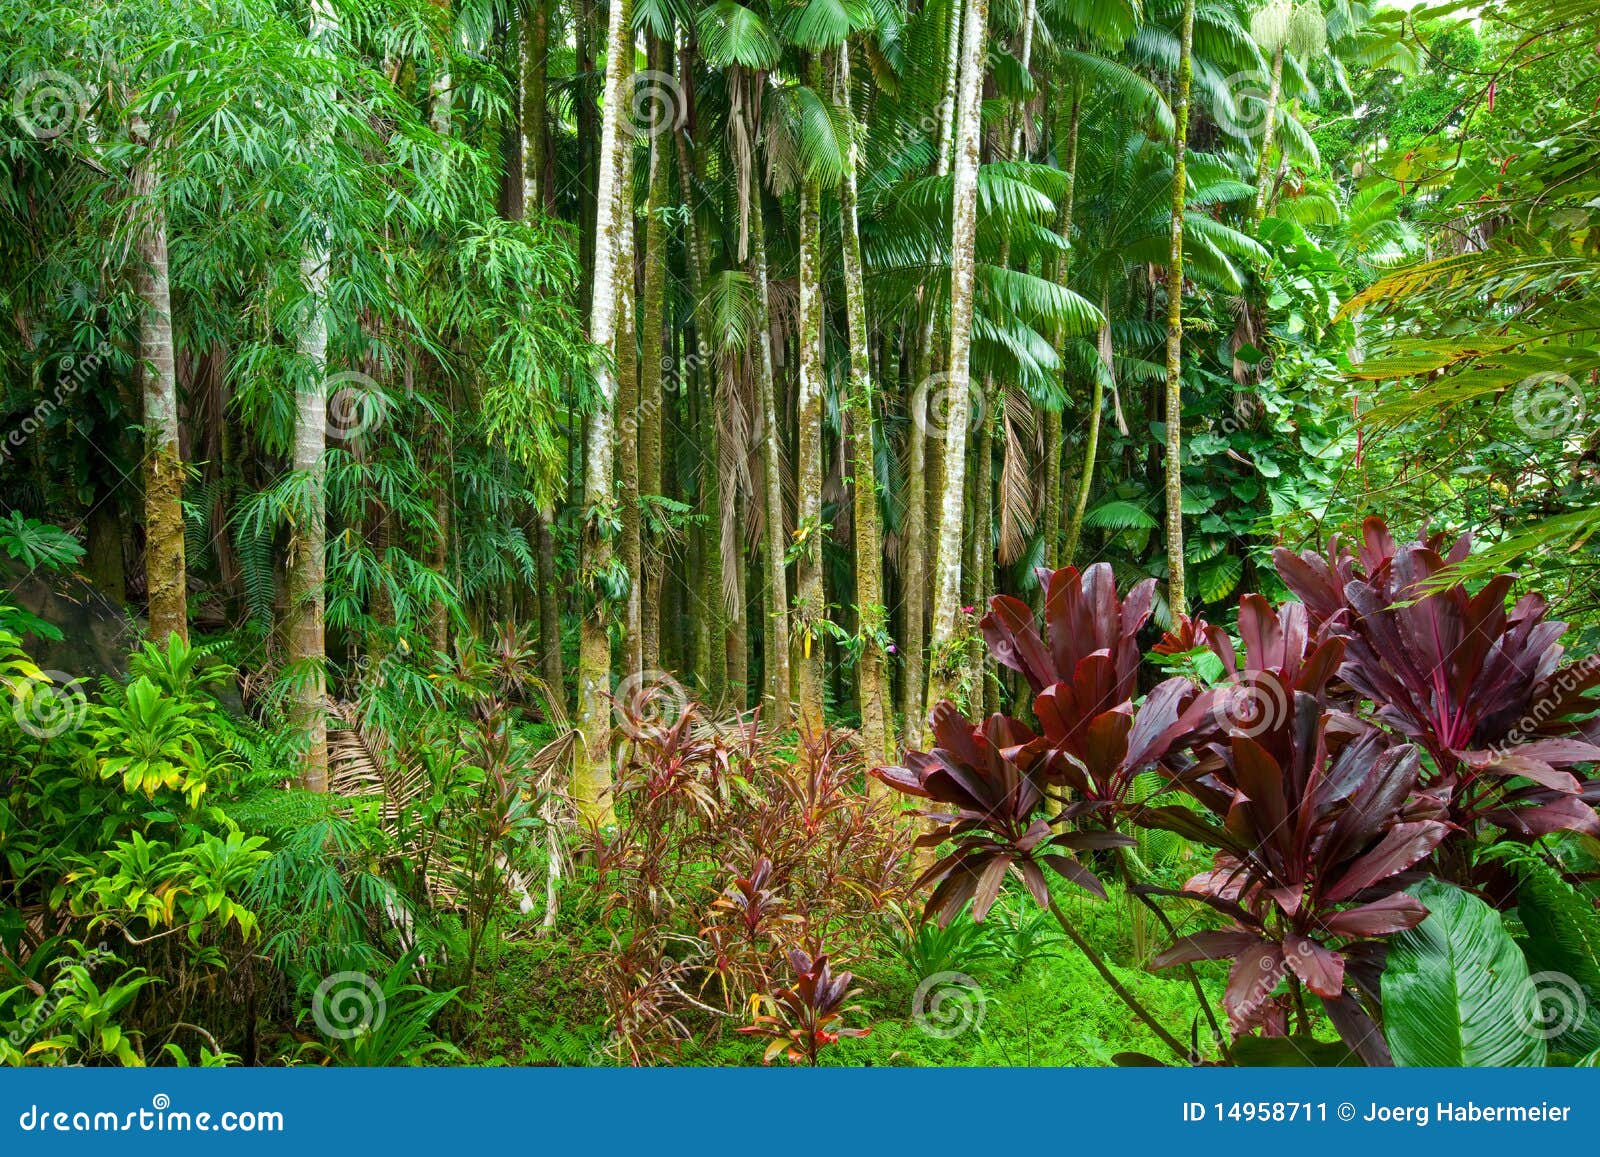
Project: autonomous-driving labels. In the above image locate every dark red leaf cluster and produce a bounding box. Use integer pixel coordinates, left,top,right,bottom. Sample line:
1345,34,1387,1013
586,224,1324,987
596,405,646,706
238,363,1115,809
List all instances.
738,949,869,1065
1275,517,1600,836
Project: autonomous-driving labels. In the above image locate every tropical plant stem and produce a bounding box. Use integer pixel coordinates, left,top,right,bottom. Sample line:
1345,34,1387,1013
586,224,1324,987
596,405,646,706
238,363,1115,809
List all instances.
1048,898,1191,1062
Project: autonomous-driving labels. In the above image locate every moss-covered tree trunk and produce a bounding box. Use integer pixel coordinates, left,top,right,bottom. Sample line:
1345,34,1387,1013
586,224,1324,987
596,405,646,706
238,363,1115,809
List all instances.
618,138,642,680
1163,0,1196,615
901,0,965,749
132,137,187,648
838,41,891,764
288,2,336,792
793,61,827,735
924,0,987,718
575,0,633,826
1252,42,1285,228
521,0,550,214
638,35,671,676
748,180,791,725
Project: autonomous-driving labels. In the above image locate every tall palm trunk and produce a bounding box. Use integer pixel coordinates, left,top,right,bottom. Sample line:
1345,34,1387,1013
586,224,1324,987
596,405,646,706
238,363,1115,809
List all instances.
618,152,642,680
838,42,890,764
1163,0,1197,615
1063,287,1111,564
970,376,996,709
924,0,987,718
793,60,827,735
1045,82,1079,567
288,2,337,792
1252,43,1285,228
521,0,550,214
534,508,563,691
902,0,965,748
575,0,634,825
749,181,791,725
933,0,965,176
638,37,671,676
133,134,187,647
520,5,561,699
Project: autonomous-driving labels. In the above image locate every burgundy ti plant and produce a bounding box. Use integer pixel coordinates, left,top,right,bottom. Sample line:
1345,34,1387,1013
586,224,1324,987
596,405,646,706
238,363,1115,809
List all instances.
871,707,1131,925
738,950,869,1065
1148,706,1447,1053
1275,517,1600,836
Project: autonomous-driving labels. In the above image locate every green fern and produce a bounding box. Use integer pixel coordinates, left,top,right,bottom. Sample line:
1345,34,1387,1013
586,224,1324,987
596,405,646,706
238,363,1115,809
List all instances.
1082,499,1158,531
1484,843,1600,1057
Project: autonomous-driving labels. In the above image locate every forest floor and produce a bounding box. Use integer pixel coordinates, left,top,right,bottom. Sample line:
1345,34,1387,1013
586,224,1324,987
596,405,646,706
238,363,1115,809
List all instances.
468,886,1219,1066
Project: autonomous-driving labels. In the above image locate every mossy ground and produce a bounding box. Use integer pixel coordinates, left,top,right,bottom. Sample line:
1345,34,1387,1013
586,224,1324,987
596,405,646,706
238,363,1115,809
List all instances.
466,884,1226,1067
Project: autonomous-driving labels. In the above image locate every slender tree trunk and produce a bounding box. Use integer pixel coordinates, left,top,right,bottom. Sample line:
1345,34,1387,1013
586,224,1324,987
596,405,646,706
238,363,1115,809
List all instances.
1163,0,1196,615
534,508,563,693
749,190,791,725
1045,83,1080,568
575,0,599,311
971,376,997,714
933,0,965,176
1008,0,1037,159
901,0,966,748
288,3,336,792
519,4,563,701
1251,43,1285,228
838,42,891,765
575,0,633,826
1063,289,1111,565
618,156,642,680
639,38,670,677
133,137,187,647
521,0,551,214
793,61,827,736
900,358,929,749
924,0,987,717
696,352,729,706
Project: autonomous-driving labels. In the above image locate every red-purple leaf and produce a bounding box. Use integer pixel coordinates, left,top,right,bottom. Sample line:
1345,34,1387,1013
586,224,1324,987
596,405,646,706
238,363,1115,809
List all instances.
1283,933,1346,998
1320,893,1429,938
1323,820,1447,902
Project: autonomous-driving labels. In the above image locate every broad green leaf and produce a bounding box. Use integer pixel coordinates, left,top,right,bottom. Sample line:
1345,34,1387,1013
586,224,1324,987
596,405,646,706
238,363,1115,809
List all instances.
1382,879,1546,1067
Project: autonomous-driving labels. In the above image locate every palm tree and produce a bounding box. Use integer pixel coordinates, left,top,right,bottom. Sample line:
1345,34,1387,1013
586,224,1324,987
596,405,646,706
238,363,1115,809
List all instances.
1059,117,1263,569
131,124,188,648
924,0,988,717
1246,0,1326,228
287,0,337,791
574,0,635,826
792,57,828,735
837,37,891,764
697,0,790,722
1163,0,1197,615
